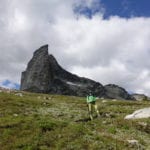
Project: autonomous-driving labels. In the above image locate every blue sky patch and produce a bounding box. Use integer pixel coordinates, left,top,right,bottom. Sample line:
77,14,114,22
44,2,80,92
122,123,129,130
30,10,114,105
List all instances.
73,0,104,18
2,80,20,90
102,0,150,18
74,0,150,19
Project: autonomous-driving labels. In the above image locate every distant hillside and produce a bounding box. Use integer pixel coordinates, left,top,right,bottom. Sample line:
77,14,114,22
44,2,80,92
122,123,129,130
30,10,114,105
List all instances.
0,91,150,149
131,93,150,101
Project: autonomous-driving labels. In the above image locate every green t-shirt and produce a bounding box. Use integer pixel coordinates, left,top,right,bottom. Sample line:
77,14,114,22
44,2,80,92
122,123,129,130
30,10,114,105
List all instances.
87,95,96,103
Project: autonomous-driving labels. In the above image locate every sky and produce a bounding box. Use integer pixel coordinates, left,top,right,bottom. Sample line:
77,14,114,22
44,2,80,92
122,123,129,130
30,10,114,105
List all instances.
0,0,150,96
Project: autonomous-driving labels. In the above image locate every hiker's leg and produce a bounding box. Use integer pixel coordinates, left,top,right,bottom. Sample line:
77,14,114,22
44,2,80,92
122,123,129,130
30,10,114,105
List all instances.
88,103,93,120
94,103,100,117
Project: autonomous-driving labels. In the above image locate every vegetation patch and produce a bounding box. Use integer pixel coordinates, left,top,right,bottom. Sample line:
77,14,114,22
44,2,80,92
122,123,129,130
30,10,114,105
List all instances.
0,92,150,150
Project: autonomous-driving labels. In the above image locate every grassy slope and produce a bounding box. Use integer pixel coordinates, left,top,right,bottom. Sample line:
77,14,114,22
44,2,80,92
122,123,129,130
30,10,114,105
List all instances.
0,91,150,150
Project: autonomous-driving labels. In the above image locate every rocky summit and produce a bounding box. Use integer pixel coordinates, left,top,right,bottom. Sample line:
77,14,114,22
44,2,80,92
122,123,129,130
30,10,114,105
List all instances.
21,45,53,93
20,45,133,100
104,84,134,100
131,93,149,101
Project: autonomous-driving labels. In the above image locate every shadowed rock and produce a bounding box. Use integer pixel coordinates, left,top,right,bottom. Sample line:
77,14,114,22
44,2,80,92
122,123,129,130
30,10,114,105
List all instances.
20,45,53,93
104,84,134,100
20,45,105,97
20,45,135,100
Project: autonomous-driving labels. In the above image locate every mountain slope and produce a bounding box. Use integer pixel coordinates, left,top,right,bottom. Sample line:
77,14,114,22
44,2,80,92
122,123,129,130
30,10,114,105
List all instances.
0,91,150,150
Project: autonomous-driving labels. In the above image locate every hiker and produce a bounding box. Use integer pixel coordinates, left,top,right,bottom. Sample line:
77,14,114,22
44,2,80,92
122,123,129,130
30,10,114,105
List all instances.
87,93,100,120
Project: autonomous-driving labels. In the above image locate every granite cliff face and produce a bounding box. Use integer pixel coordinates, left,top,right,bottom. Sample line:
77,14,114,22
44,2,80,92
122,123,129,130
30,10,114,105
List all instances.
21,45,53,93
20,45,134,100
20,45,105,97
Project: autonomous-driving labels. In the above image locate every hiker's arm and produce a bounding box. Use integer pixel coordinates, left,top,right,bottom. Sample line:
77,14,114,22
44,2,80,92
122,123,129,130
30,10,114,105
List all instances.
86,96,89,103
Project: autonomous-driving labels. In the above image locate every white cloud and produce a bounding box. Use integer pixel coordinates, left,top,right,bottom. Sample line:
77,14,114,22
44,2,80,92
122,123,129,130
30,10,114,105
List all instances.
0,0,150,96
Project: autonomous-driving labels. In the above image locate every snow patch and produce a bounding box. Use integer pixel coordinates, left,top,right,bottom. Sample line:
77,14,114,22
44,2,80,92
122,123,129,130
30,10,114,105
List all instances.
66,81,82,87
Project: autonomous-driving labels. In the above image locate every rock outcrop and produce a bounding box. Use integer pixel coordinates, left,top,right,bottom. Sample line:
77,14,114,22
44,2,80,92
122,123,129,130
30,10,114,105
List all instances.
20,45,105,97
125,107,150,119
20,45,134,99
131,93,149,101
104,84,134,100
21,45,53,93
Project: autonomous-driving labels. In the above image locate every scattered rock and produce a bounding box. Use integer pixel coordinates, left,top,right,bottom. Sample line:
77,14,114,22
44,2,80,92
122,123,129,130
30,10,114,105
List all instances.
137,122,150,134
105,113,110,117
102,100,107,103
127,139,145,150
104,112,115,118
15,93,23,97
42,96,52,100
43,96,49,100
125,107,150,119
127,139,138,144
112,99,117,101
127,139,139,148
138,122,147,127
42,102,50,106
37,96,41,99
13,114,18,117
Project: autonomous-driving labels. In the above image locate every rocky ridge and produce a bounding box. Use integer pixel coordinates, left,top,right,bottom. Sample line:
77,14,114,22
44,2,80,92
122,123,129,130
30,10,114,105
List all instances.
20,45,134,100
104,84,133,100
131,93,149,101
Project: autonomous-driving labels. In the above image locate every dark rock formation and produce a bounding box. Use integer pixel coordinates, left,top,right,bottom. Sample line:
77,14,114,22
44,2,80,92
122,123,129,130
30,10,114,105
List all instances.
21,45,53,93
20,45,105,97
20,45,134,100
104,84,134,100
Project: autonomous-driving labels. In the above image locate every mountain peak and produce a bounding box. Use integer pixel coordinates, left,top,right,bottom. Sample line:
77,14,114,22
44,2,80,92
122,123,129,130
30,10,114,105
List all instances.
20,45,133,100
33,44,48,56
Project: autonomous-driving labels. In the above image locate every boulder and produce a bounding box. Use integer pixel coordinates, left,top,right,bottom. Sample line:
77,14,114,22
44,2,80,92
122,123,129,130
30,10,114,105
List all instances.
125,107,150,119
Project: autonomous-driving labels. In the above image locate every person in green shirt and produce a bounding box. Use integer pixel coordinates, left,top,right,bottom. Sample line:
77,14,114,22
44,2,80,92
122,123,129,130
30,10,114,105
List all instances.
87,93,100,120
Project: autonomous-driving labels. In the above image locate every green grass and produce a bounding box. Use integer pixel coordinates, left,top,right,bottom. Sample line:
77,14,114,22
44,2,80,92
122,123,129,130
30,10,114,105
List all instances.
0,91,150,150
